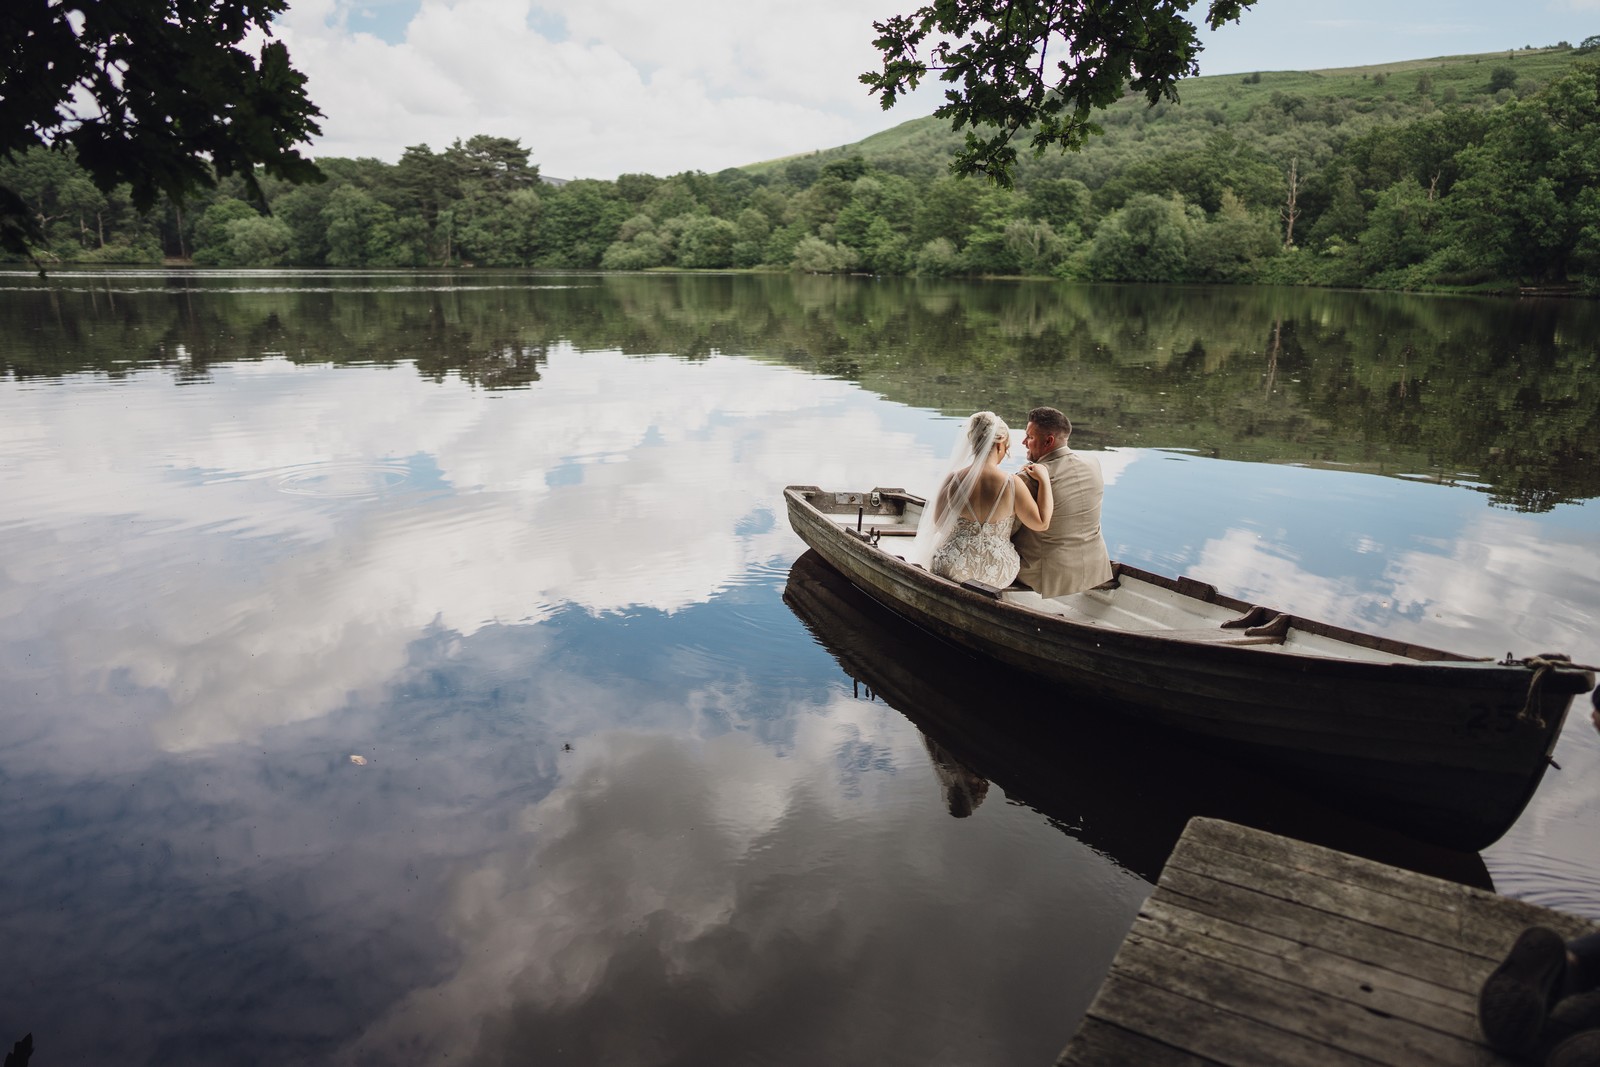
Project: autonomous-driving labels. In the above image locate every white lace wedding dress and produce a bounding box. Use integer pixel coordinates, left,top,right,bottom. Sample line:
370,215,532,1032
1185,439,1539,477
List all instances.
930,480,1020,587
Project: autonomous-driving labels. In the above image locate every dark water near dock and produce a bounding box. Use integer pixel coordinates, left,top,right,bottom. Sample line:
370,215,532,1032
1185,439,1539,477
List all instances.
1,271,1596,1065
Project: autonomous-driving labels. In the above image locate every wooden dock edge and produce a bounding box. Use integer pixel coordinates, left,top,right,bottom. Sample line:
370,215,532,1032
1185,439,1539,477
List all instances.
1056,816,1600,1066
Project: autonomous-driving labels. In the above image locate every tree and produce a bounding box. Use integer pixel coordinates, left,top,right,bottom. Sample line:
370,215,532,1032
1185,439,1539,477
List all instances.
1445,62,1600,282
219,213,293,266
733,207,771,247
1281,158,1301,249
792,235,859,273
271,183,336,264
322,185,394,267
601,230,667,270
614,173,662,207
764,220,810,265
1357,180,1441,277
642,176,700,223
792,174,854,231
1306,170,1367,250
859,217,911,273
1024,178,1091,235
675,215,738,268
371,214,431,267
0,146,104,253
1,0,323,258
1192,190,1278,280
391,144,459,245
443,136,539,196
1001,219,1068,275
601,214,668,269
913,236,962,275
1093,132,1279,215
911,177,984,248
863,0,1258,184
191,198,260,264
440,136,541,265
538,181,626,267
1088,194,1193,280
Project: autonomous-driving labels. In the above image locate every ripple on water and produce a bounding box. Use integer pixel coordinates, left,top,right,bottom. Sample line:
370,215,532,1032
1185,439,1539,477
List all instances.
270,462,414,500
1487,848,1600,921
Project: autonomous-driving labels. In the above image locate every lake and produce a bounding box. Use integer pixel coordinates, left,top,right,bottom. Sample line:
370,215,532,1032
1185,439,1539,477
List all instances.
1,270,1597,1065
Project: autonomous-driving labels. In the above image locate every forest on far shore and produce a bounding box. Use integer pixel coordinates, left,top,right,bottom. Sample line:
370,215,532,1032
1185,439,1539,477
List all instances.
4,42,1599,292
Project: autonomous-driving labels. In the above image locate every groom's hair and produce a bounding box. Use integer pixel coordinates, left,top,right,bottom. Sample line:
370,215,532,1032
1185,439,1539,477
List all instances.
1028,406,1071,438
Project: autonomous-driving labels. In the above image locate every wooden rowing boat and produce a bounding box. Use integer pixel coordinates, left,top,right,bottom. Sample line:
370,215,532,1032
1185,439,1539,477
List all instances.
784,485,1596,851
783,549,1496,886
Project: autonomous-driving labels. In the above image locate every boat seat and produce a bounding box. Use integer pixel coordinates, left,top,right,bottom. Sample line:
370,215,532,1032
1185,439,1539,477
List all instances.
1000,592,1288,643
1134,627,1286,646
999,590,1104,624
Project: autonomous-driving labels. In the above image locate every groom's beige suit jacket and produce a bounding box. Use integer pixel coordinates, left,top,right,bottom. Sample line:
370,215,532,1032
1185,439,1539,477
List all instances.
1012,445,1113,598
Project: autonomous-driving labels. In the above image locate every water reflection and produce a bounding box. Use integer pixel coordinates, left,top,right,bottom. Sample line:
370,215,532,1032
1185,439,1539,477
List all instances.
1,616,1141,1065
4,270,1598,509
0,272,1597,1064
923,735,990,818
0,327,1114,1063
0,350,921,754
334,714,1142,1066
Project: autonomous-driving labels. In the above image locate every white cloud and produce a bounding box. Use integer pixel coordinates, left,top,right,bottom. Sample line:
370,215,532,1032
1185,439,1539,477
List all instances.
273,0,938,178
259,0,1600,175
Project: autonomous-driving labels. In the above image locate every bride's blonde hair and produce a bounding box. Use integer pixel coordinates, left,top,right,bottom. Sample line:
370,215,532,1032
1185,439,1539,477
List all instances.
965,411,1009,459
907,410,1009,569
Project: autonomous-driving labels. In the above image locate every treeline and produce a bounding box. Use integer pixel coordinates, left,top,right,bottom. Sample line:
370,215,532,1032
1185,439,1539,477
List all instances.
4,46,1598,291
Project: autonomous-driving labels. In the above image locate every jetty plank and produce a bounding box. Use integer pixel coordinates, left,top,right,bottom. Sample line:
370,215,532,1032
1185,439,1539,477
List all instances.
1057,817,1600,1066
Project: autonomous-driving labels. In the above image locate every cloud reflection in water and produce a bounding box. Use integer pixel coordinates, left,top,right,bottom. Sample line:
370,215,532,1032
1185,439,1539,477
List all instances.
334,701,1140,1067
0,349,946,756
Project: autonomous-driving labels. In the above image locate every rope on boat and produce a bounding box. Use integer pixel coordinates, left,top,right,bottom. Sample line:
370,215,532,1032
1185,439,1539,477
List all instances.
1514,654,1600,727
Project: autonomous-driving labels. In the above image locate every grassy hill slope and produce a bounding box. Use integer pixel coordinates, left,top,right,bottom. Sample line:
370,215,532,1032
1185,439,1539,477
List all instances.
746,46,1584,188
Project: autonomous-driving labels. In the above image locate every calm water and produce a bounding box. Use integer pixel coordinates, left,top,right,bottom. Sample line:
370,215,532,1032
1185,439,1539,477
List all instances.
1,270,1597,1065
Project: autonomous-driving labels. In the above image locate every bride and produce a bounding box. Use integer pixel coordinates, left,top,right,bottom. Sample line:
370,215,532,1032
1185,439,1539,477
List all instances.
920,411,1053,587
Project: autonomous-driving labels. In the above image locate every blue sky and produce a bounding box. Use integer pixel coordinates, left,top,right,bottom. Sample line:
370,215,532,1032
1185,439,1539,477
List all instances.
272,0,1600,179
1195,0,1594,72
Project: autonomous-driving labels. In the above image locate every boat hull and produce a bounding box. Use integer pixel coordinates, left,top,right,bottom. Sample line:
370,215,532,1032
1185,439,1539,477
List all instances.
784,486,1594,851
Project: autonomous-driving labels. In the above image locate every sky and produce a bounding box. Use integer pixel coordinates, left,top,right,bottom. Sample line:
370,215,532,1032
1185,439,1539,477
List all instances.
268,0,1600,180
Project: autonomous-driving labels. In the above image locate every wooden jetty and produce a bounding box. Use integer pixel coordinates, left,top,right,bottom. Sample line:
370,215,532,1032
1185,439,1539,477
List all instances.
1058,817,1600,1066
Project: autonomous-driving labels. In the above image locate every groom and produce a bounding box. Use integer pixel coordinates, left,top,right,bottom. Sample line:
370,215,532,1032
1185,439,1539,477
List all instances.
1011,406,1113,597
